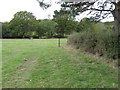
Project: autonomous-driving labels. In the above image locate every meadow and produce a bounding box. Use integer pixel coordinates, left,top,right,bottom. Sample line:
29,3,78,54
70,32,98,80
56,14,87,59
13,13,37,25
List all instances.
2,39,118,88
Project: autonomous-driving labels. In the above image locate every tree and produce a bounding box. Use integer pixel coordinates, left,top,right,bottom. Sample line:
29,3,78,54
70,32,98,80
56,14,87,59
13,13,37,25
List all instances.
34,20,44,38
0,22,2,38
60,0,120,31
9,11,36,38
54,16,68,37
2,22,11,38
75,18,95,32
36,0,51,10
65,19,77,34
53,10,76,37
53,9,77,47
37,19,57,38
37,0,120,31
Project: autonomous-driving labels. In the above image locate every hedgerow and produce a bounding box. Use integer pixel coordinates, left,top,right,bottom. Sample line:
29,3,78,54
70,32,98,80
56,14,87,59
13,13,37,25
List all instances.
68,24,119,60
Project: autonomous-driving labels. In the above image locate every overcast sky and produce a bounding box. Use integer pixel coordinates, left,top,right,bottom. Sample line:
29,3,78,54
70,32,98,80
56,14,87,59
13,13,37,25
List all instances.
0,0,114,22
0,0,61,22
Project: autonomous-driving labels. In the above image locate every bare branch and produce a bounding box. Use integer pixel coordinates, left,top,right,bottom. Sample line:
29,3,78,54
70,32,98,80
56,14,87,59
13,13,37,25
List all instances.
87,8,112,11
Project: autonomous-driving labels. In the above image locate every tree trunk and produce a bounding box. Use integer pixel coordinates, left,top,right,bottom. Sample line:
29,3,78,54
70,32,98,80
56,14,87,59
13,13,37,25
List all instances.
58,38,60,47
112,2,120,65
112,2,120,31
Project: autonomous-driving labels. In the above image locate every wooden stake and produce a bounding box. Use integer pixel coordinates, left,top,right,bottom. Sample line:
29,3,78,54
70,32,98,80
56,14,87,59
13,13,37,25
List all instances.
58,38,60,47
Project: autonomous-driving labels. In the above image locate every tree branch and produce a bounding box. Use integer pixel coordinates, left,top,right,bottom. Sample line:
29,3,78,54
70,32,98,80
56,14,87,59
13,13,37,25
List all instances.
88,8,112,11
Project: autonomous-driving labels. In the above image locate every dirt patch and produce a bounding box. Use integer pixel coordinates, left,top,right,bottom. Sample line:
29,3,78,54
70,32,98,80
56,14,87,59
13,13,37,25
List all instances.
16,57,38,71
5,57,39,87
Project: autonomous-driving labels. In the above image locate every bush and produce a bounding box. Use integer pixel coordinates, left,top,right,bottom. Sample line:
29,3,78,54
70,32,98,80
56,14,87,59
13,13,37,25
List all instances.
67,30,119,60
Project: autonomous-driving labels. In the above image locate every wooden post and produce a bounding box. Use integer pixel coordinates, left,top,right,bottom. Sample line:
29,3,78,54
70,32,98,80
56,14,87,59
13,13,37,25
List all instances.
58,38,60,47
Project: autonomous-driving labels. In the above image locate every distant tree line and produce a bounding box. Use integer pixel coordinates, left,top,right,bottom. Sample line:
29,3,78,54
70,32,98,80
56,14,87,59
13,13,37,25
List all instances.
2,11,84,39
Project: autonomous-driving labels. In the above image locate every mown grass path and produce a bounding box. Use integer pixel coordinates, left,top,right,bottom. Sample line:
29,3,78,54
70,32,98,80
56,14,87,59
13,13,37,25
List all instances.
2,39,118,88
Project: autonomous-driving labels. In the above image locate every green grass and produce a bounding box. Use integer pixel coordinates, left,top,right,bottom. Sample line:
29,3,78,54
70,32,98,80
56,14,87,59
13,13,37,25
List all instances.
2,39,118,88
0,39,2,88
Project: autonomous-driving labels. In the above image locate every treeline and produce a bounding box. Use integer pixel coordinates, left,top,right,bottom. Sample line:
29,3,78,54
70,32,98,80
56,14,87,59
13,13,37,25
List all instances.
2,11,81,39
2,11,56,38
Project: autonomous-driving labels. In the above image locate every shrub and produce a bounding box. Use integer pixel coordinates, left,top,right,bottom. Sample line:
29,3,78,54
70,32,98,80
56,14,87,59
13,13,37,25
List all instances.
67,29,119,60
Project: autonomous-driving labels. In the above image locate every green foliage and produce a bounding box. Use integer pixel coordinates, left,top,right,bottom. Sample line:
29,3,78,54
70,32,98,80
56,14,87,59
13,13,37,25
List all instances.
75,18,95,32
53,10,77,37
38,19,57,38
54,17,68,37
2,22,11,38
2,11,59,38
53,10,75,20
94,31,119,59
65,20,77,34
2,11,37,38
54,17,77,37
10,11,36,38
0,22,2,38
68,21,119,60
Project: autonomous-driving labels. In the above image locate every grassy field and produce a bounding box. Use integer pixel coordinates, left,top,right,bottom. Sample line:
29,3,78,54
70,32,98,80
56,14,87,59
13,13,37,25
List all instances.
2,39,118,88
0,39,2,88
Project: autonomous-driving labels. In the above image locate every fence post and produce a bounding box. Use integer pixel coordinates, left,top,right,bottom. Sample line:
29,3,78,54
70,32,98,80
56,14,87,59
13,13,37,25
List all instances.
58,38,60,47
